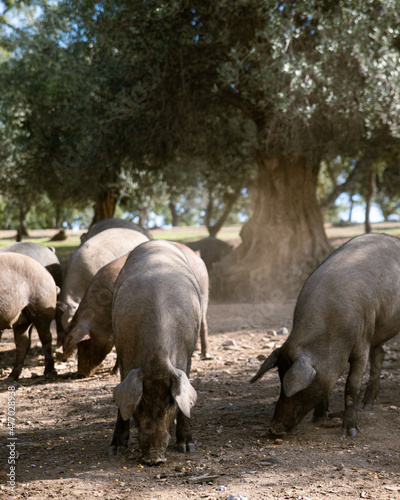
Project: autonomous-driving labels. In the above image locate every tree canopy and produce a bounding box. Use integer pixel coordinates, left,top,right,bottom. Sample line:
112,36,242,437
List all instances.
1,1,400,297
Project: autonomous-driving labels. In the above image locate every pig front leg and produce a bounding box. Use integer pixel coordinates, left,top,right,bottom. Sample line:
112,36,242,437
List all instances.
176,410,195,453
35,317,56,378
312,396,329,423
7,323,31,381
109,409,130,456
342,350,369,437
361,344,385,410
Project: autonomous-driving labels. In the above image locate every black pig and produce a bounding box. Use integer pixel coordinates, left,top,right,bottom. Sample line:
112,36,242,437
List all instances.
251,233,400,437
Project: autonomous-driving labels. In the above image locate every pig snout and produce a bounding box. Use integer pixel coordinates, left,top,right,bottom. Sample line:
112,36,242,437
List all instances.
139,428,171,466
142,449,168,466
268,421,288,438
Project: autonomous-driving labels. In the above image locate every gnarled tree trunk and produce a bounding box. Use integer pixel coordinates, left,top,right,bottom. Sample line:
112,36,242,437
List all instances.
213,153,332,301
365,166,376,234
92,191,117,224
169,201,181,227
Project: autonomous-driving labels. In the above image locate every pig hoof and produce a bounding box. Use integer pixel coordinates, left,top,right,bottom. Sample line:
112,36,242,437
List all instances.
342,427,358,437
201,353,212,361
178,443,187,453
6,371,20,382
108,446,117,456
188,443,195,453
363,403,373,411
116,446,126,456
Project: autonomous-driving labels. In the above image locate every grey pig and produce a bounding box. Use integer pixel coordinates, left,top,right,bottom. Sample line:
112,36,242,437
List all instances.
0,253,58,381
110,240,202,464
62,241,210,377
251,233,400,437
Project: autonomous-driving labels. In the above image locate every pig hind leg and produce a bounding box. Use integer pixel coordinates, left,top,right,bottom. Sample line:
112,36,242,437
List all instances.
176,410,195,453
7,323,32,381
360,344,385,410
34,315,56,378
200,315,211,360
342,348,369,437
109,409,130,456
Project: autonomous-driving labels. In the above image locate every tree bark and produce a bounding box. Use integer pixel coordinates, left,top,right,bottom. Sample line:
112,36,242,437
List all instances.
348,193,355,222
365,167,376,233
16,204,29,241
92,191,117,225
213,153,332,301
169,201,181,227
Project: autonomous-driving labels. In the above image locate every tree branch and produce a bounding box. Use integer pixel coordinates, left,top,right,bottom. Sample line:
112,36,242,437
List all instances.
320,155,371,210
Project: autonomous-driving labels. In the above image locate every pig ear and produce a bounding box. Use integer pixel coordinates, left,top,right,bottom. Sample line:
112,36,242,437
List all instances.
114,369,143,421
250,348,281,383
283,355,316,398
171,369,197,418
62,326,90,356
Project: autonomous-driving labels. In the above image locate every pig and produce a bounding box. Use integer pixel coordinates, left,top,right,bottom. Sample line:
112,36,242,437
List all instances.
251,233,400,438
0,253,58,381
185,237,233,272
62,253,130,377
57,228,149,341
0,242,63,342
0,241,63,288
110,240,201,464
80,217,152,245
63,242,211,377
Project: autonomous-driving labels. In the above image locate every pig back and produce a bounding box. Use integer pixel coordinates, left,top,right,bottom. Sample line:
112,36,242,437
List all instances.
112,240,202,374
292,233,400,345
80,218,152,244
0,242,62,287
59,229,149,311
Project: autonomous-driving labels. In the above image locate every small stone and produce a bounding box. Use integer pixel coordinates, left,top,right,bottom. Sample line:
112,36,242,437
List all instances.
216,485,226,491
276,327,289,335
337,463,345,471
222,340,237,347
389,406,398,411
248,357,259,364
257,354,266,361
227,496,249,500
266,329,277,336
274,438,283,445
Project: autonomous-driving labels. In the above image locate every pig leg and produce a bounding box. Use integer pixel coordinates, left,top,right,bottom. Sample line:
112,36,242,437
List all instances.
109,409,130,456
342,350,369,437
7,323,31,381
312,397,329,423
176,410,195,453
200,316,211,360
35,317,56,378
361,344,385,410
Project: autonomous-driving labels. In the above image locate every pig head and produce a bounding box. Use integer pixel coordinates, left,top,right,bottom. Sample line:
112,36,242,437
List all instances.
114,361,197,465
251,346,332,436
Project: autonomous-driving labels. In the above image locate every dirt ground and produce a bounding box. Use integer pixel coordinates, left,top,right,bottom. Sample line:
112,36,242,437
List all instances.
1,224,400,499
0,302,399,500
